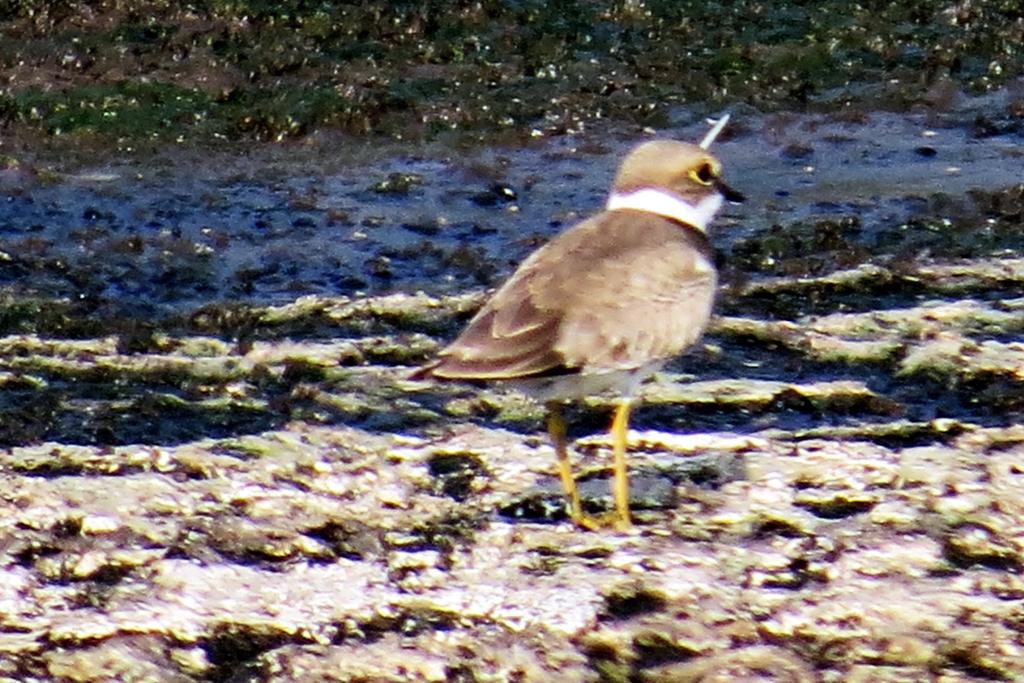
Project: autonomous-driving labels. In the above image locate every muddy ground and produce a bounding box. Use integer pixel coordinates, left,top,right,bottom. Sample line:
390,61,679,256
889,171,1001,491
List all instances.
1,2,1024,682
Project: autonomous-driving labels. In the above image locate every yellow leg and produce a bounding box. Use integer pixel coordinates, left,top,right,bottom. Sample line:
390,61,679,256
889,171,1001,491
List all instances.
610,399,633,530
546,401,586,526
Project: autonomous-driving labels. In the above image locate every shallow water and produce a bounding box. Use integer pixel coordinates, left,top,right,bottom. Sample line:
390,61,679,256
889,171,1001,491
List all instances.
2,90,1020,324
0,91,1020,449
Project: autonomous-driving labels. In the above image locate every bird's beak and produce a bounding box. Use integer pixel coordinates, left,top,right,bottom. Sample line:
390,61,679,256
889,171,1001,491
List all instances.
715,178,745,203
699,113,731,149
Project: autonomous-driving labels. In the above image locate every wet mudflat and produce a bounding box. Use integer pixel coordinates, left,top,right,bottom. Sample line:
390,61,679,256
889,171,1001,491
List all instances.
0,101,1021,682
2,2,1024,681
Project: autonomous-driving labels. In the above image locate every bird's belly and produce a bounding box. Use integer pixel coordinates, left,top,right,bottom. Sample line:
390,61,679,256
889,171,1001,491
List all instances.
507,360,665,402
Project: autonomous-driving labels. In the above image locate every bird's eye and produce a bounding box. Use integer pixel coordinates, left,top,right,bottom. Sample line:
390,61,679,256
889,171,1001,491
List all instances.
691,162,715,185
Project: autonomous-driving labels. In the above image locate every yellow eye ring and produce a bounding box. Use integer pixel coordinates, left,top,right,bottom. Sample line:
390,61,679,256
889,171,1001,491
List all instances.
690,162,715,185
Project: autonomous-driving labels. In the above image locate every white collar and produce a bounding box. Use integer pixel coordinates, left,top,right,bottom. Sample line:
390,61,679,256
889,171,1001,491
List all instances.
605,188,722,233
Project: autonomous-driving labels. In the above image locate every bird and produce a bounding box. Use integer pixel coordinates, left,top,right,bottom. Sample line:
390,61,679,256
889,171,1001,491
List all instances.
412,116,743,531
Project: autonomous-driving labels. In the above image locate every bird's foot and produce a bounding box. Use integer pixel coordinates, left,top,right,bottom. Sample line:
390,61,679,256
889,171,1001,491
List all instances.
570,510,633,533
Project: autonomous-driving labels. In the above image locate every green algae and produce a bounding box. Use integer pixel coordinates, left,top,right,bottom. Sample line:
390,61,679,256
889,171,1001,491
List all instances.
2,1,1023,145
9,81,214,139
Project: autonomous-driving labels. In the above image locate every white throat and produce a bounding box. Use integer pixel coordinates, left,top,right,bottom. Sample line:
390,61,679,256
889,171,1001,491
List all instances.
605,188,723,233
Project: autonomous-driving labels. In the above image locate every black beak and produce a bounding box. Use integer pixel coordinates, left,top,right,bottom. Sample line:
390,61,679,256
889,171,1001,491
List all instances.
715,178,745,203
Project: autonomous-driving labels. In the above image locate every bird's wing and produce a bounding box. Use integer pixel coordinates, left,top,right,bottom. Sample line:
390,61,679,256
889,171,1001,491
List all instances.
422,211,716,380
539,212,717,370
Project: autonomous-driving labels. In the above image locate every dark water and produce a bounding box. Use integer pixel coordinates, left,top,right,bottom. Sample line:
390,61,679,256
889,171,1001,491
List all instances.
2,95,1020,320
0,93,1021,446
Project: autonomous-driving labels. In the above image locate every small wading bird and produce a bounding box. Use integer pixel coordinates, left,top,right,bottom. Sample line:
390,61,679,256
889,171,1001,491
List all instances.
412,116,743,530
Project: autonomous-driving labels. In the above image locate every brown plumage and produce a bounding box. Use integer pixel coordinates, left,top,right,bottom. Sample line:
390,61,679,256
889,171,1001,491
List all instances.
413,212,715,383
413,133,742,530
